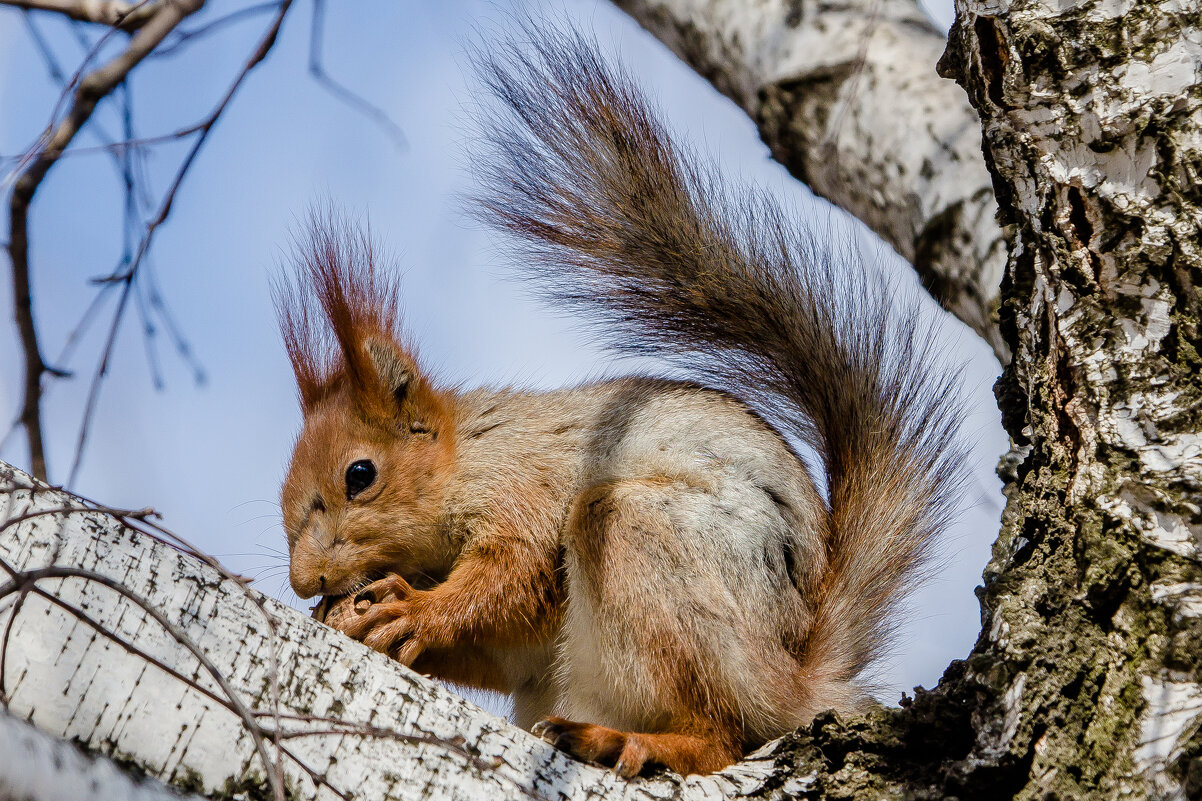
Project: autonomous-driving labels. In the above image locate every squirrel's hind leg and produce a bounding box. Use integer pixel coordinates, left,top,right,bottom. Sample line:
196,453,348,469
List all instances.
548,477,779,776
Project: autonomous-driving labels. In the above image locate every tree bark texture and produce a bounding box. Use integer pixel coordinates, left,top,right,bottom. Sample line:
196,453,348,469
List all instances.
0,705,207,801
614,0,1009,359
937,0,1202,798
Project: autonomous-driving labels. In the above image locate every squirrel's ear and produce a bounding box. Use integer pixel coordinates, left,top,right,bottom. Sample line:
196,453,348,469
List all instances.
365,339,413,408
359,338,448,432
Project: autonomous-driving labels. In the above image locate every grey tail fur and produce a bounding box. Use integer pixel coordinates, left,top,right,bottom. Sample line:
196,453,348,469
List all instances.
473,24,969,684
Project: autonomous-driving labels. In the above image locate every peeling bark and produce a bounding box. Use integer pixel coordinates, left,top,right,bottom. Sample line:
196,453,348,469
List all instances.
614,0,1009,359
938,0,1202,797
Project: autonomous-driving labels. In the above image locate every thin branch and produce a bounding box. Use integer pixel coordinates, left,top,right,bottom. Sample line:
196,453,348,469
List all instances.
152,0,279,57
21,10,67,83
5,0,205,481
2,119,207,164
0,0,162,30
66,0,293,486
0,26,192,405
0,586,28,704
66,275,135,487
308,0,406,150
144,263,207,383
0,503,159,544
133,274,165,390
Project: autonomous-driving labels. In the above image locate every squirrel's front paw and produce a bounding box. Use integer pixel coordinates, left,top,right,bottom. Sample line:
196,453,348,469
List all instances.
337,576,431,665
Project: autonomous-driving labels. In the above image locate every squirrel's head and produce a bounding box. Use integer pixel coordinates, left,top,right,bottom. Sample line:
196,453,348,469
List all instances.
275,213,456,599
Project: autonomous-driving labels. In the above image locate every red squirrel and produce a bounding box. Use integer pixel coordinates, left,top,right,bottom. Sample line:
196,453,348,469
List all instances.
276,27,967,778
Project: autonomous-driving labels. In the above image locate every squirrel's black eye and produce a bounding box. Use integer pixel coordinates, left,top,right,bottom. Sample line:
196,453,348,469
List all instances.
345,459,377,499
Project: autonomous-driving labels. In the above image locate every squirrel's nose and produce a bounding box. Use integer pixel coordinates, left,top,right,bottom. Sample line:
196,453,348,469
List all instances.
288,562,325,599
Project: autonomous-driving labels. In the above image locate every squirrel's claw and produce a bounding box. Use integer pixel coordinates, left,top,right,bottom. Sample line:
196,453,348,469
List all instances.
354,574,414,606
338,594,429,666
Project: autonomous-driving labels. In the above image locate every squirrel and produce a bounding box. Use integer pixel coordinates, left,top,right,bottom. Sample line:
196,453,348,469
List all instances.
275,26,967,778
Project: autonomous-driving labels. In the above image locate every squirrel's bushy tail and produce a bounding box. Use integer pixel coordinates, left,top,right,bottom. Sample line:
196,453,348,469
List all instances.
474,26,968,684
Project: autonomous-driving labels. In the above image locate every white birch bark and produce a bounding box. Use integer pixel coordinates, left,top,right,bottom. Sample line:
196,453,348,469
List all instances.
0,705,207,801
941,0,1202,797
614,0,1008,359
0,463,798,800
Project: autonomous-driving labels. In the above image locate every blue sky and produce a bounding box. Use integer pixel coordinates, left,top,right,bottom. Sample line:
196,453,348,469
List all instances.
0,0,999,712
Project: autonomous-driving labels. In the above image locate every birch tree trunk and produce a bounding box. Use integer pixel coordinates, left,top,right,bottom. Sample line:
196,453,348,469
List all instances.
614,0,1010,359
935,0,1202,797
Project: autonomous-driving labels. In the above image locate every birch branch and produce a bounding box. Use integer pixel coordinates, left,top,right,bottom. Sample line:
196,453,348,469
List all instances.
0,706,207,801
0,0,161,30
614,0,1008,360
0,462,804,799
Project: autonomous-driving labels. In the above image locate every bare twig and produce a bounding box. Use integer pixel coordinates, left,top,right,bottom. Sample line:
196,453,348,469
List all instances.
0,587,28,704
21,10,67,83
66,0,294,487
5,0,205,480
152,0,279,57
4,20,190,408
308,0,406,149
2,120,207,164
143,264,206,383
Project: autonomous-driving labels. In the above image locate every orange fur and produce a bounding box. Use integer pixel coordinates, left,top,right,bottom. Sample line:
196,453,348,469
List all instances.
276,26,967,779
533,716,738,778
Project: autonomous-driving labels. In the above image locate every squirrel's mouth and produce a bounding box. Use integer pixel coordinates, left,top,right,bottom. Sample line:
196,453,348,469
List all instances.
309,595,340,622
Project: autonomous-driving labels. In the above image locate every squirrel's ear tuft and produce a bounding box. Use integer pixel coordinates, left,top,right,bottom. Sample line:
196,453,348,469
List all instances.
275,207,452,430
273,256,326,415
276,207,408,418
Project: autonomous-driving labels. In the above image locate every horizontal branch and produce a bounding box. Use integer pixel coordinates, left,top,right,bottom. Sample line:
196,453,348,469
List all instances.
0,0,161,30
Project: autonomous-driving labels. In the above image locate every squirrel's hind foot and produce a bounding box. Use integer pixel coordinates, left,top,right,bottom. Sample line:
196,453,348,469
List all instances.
531,716,736,778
